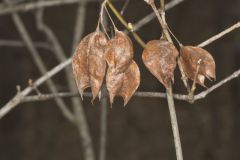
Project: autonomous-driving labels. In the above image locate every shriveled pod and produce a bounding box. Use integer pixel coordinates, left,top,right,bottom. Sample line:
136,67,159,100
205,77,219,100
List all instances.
106,60,140,106
72,31,108,101
142,39,179,88
105,30,134,73
179,46,216,87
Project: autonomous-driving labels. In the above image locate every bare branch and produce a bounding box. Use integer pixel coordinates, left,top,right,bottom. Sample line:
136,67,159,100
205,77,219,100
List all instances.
0,58,71,119
73,97,95,160
0,0,105,16
124,0,184,33
3,0,74,122
99,86,108,160
36,6,95,160
20,68,240,103
0,39,52,50
71,1,86,51
198,22,240,47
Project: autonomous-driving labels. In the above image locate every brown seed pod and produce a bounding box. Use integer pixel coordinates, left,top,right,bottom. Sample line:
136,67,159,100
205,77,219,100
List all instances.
142,39,179,88
106,60,140,106
105,30,134,73
179,46,216,87
72,31,107,101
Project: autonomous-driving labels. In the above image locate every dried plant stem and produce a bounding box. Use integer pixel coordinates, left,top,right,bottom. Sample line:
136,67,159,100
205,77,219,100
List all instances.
146,0,184,160
106,1,146,47
99,87,108,160
188,60,201,102
73,100,95,160
98,9,108,160
166,86,183,160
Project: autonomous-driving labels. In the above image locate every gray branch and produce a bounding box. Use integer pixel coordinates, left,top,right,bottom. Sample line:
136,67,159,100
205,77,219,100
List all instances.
3,0,74,122
35,5,95,160
0,0,105,16
0,39,52,50
124,0,184,33
19,68,240,103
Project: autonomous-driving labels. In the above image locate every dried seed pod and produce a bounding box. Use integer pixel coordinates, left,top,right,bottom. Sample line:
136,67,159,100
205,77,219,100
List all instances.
105,30,134,73
72,31,107,101
88,32,108,101
106,60,140,106
72,33,92,98
179,46,216,86
142,40,179,88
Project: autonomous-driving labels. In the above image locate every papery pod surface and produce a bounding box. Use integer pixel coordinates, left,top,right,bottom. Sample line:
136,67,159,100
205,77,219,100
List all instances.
179,46,216,86
142,39,179,88
105,30,134,73
106,60,140,106
72,31,107,101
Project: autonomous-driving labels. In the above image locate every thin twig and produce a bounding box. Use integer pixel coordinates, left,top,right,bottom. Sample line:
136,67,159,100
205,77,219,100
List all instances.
198,22,240,47
106,1,146,47
19,67,240,103
0,39,52,50
73,99,95,160
17,68,240,103
166,86,183,160
3,0,74,122
0,58,71,119
99,86,108,160
0,0,105,16
71,1,86,51
120,0,130,15
36,6,95,160
124,0,184,33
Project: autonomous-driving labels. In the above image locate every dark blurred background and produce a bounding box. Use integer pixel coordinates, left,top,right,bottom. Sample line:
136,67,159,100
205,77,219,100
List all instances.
0,0,240,160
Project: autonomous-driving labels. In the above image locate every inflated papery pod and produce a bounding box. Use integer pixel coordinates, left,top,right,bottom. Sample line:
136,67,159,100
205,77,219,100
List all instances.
105,30,134,73
72,30,107,101
179,46,216,87
106,60,140,106
105,31,140,106
142,39,179,88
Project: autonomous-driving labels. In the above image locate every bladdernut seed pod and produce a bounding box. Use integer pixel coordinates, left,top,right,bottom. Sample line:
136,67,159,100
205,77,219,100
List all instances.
179,46,216,87
106,60,140,106
105,30,134,73
105,31,140,106
72,31,107,101
142,39,179,88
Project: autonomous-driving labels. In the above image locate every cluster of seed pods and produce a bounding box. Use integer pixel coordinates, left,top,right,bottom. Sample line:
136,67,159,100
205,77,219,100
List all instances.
72,29,140,106
142,38,216,89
